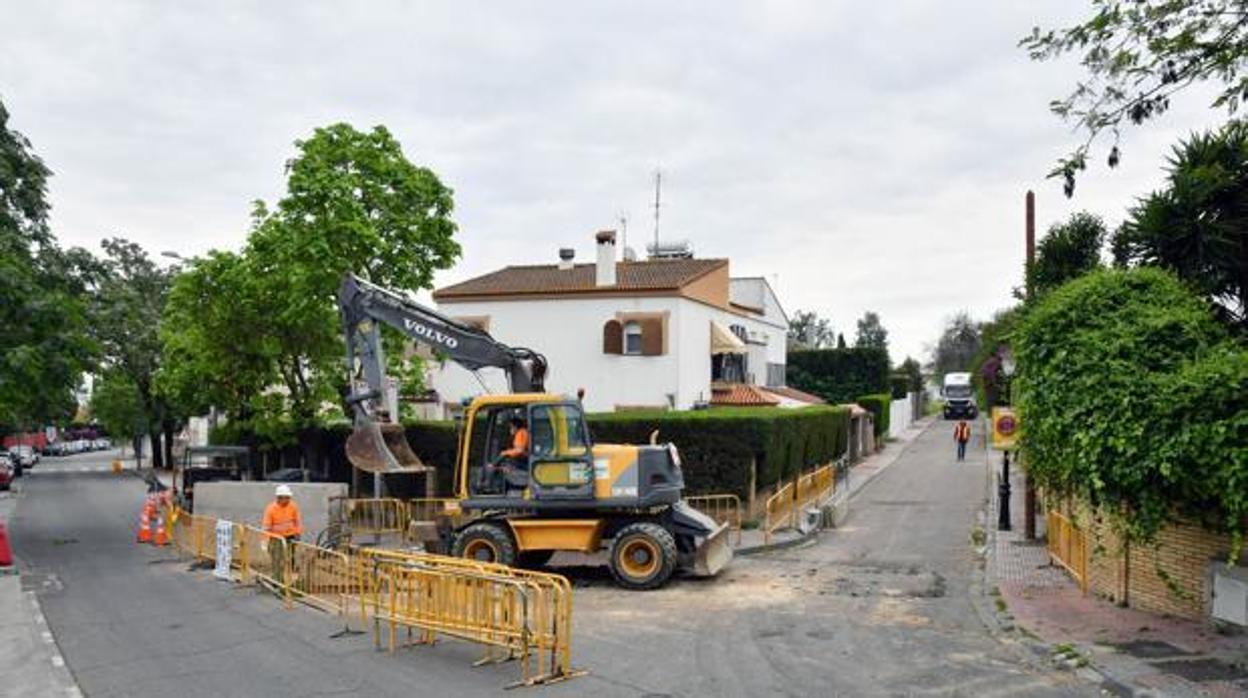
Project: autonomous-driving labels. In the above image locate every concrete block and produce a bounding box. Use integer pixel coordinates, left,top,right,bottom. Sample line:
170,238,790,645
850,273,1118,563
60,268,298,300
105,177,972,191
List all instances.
193,482,347,542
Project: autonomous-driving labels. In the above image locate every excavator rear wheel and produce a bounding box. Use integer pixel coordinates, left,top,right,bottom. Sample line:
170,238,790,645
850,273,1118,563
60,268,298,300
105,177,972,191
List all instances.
609,522,677,590
451,521,517,567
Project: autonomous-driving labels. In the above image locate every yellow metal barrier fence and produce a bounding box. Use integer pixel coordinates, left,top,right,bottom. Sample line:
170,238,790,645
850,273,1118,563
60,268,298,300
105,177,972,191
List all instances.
685,494,742,546
344,498,411,540
763,481,796,543
1046,511,1089,594
763,458,843,543
367,550,579,686
162,506,581,687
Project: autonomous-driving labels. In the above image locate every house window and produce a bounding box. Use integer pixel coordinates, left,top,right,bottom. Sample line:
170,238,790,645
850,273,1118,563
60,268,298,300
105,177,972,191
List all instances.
766,363,786,387
624,321,643,355
604,314,666,356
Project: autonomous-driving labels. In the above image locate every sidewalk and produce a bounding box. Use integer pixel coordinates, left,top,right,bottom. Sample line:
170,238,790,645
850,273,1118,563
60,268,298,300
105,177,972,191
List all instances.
0,482,81,698
736,416,935,553
984,448,1248,696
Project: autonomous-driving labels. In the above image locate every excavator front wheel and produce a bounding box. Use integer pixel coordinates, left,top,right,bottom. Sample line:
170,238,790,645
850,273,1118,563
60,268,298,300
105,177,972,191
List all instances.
609,522,677,590
451,521,517,567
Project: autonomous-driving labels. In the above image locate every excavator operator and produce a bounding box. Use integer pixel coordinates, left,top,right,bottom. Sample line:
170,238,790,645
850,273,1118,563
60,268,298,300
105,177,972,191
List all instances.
501,416,529,460
483,416,529,494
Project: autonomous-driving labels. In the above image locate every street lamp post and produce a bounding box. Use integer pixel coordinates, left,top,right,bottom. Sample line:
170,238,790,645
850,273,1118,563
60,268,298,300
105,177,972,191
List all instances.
996,352,1016,531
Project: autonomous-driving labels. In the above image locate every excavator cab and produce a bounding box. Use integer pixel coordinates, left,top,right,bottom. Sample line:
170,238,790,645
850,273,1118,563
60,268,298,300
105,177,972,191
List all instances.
466,400,595,500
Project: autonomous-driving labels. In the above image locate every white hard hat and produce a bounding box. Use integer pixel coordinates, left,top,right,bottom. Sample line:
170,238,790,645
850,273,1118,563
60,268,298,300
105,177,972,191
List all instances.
275,484,293,497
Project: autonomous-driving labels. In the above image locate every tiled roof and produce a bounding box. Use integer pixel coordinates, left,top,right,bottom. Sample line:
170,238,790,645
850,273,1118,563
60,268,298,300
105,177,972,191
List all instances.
434,259,727,299
710,384,780,407
763,386,826,404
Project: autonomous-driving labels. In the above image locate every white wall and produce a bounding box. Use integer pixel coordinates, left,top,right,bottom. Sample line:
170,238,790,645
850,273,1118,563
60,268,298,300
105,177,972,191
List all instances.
888,392,918,439
431,294,789,413
431,296,682,413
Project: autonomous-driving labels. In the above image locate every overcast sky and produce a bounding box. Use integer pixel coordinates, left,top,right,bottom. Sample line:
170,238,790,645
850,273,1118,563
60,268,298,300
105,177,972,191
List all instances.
1,1,1230,364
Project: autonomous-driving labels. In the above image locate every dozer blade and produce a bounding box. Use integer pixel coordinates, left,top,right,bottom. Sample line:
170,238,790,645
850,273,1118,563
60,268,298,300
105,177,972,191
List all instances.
692,521,734,577
346,421,431,474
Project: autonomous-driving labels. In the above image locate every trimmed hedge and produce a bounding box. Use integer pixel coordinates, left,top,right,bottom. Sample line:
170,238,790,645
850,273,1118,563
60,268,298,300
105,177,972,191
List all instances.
787,348,890,403
214,406,850,500
856,393,891,438
587,406,849,496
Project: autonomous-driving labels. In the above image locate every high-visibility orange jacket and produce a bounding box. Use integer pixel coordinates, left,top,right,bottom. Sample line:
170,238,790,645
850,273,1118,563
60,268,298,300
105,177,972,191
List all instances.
954,422,971,443
501,428,529,458
262,500,303,538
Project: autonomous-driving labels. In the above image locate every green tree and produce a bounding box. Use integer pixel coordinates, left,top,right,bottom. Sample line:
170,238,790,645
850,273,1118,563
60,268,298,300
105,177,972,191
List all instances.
158,251,276,433
89,371,143,443
896,356,924,393
1015,267,1247,557
0,99,95,428
161,122,460,437
1114,121,1248,327
91,238,178,465
929,311,981,382
854,311,889,352
787,309,834,349
245,122,459,426
1022,1,1248,195
1028,212,1107,296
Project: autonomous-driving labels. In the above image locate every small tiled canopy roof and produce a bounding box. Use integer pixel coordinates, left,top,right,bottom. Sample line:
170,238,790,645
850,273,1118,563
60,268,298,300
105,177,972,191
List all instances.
434,259,727,299
764,386,826,404
710,384,780,407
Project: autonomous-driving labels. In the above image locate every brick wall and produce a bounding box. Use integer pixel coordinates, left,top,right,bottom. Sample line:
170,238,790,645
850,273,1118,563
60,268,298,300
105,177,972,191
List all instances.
1053,496,1233,621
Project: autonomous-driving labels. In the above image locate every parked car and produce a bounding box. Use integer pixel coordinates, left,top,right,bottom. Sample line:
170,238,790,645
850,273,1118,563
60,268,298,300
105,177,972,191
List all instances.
0,457,12,490
93,438,111,450
8,445,38,468
41,442,65,457
0,452,19,479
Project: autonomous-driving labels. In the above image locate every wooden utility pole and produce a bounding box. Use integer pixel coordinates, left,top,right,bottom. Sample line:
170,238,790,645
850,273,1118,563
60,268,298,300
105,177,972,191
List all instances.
1024,191,1037,540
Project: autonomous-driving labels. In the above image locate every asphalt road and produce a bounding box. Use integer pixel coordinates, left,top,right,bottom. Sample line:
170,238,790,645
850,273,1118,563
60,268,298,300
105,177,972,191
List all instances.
13,428,1097,697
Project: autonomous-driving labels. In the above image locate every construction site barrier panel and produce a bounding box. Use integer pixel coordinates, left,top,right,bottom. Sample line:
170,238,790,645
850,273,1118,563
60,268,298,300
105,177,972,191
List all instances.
343,498,411,540
685,494,743,546
163,505,581,687
1047,510,1089,594
763,458,844,543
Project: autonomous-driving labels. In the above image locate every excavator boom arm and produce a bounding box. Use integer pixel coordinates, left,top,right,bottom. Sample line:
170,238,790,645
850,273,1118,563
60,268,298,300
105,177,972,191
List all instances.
337,274,547,474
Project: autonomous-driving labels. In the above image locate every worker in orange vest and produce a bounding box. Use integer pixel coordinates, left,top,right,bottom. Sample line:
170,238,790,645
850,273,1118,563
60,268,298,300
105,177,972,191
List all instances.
953,420,971,461
262,484,303,584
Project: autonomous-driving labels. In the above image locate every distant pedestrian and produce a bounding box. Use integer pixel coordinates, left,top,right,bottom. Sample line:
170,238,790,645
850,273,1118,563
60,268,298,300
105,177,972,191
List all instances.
953,420,971,461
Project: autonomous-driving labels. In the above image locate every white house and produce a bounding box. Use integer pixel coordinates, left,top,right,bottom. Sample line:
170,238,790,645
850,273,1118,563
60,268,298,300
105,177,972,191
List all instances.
426,231,814,414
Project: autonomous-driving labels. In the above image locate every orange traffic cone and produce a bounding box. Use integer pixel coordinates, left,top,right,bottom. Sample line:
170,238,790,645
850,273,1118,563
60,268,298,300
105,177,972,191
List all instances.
137,504,153,544
153,513,168,547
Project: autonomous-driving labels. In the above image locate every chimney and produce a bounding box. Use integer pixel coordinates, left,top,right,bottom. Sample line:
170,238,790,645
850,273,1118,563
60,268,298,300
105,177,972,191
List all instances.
557,248,575,271
595,230,617,286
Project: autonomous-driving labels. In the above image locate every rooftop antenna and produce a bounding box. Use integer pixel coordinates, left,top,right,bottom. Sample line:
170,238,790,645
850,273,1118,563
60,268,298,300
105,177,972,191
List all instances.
653,170,662,256
619,212,628,252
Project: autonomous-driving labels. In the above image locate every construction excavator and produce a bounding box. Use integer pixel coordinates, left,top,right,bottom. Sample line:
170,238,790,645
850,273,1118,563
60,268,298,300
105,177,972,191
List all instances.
338,274,733,589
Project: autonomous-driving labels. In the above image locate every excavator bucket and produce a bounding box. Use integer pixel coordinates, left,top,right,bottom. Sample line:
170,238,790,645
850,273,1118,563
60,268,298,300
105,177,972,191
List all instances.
692,521,734,577
346,421,430,474
670,500,734,577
